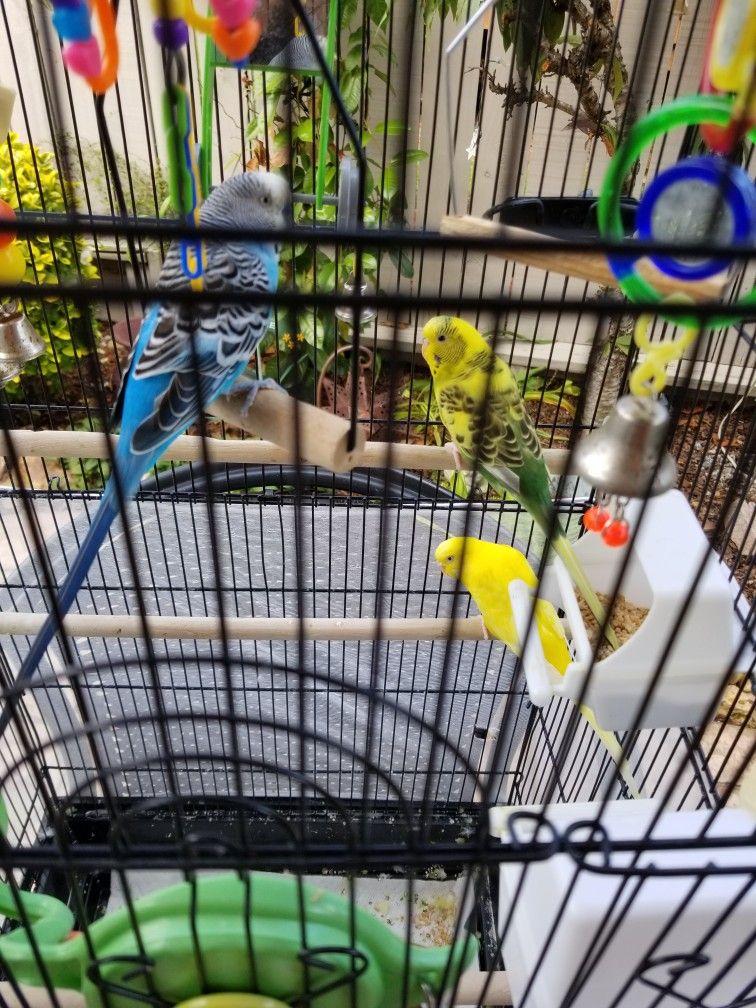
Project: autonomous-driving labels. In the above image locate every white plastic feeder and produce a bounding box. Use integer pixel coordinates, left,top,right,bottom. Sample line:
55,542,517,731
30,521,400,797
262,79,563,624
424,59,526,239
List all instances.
492,799,756,1008
509,489,753,731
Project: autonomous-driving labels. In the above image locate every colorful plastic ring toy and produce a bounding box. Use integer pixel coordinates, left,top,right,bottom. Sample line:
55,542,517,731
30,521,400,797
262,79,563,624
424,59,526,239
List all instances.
634,155,755,282
598,94,756,329
699,0,755,152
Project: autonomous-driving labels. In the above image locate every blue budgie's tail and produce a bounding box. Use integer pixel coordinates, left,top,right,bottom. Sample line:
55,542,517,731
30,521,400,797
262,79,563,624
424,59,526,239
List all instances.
0,484,119,739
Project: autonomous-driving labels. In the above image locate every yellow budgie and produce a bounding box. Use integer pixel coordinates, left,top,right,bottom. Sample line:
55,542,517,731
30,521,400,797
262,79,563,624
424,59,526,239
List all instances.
434,535,641,799
422,315,617,650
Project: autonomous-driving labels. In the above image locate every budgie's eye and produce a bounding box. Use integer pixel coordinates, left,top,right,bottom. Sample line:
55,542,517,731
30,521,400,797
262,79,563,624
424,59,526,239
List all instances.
438,334,445,342
261,194,270,205
447,555,453,562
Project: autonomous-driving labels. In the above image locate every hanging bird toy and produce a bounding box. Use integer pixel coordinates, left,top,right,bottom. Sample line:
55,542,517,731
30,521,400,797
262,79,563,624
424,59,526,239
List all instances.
150,3,208,289
699,0,756,153
152,0,263,68
162,67,206,288
49,0,119,93
0,197,26,287
598,93,756,329
578,312,692,547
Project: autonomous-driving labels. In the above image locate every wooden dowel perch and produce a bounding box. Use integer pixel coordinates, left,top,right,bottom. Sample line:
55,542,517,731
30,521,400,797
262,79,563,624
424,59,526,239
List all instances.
0,975,513,1008
0,985,85,1008
211,387,366,473
1,390,366,477
455,970,512,1006
0,427,568,475
0,613,485,642
440,215,729,302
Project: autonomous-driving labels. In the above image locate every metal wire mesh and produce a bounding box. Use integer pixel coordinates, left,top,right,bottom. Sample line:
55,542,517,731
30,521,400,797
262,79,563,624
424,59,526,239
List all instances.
0,1,754,1007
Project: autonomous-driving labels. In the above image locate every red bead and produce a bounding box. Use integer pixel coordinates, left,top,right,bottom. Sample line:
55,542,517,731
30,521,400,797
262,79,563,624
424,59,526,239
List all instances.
583,505,611,533
0,199,16,250
602,519,630,547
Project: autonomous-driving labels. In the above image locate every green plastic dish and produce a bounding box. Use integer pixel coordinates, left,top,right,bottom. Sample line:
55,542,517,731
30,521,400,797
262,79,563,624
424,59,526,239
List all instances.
0,871,478,1008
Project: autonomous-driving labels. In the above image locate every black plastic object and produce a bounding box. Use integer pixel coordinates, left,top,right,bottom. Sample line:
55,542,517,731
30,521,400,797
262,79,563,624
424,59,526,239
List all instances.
484,195,639,239
140,463,457,501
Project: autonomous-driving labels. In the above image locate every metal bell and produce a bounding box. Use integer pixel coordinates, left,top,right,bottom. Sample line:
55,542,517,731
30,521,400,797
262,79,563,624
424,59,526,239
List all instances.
574,394,677,498
335,273,377,327
0,301,45,381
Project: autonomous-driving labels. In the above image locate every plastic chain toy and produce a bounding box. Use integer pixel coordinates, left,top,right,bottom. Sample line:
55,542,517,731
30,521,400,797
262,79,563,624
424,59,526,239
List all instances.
598,94,756,330
162,73,206,288
166,88,204,287
151,0,262,68
150,3,207,288
50,0,118,94
582,309,696,547
0,197,27,286
700,0,756,152
0,866,477,1008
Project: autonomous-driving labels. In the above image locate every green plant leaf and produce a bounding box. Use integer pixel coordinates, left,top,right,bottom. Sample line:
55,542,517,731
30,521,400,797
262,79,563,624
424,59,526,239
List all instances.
389,247,415,278
317,257,337,289
543,1,566,43
611,56,625,106
390,149,428,167
375,119,406,136
293,119,315,142
366,0,389,29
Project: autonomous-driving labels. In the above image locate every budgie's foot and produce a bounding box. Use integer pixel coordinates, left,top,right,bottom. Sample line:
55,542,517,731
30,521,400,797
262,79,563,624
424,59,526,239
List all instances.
479,615,490,641
450,442,464,471
229,376,285,418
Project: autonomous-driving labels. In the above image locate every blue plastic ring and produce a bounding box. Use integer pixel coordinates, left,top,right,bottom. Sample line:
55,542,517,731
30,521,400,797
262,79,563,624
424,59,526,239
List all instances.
635,155,756,281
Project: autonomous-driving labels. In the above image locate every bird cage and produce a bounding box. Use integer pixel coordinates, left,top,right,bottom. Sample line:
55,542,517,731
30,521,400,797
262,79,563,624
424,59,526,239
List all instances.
0,2,755,1008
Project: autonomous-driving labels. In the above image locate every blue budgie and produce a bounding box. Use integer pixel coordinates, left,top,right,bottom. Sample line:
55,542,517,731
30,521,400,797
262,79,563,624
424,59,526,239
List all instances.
1,171,289,733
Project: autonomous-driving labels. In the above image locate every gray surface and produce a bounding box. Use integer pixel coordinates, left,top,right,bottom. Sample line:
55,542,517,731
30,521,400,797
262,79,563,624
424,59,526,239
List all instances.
0,495,531,808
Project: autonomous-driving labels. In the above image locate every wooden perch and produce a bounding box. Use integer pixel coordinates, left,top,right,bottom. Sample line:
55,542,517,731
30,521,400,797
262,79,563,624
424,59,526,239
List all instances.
0,973,513,1008
0,428,569,474
0,613,485,642
440,215,729,302
0,985,85,1008
0,390,365,477
210,387,365,473
456,970,512,1006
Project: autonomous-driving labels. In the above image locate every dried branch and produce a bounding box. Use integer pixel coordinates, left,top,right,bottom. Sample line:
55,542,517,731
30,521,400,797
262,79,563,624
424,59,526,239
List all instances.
487,0,630,148
484,70,588,134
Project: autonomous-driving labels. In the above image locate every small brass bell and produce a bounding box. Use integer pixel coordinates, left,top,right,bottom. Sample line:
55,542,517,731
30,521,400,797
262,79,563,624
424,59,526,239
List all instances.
574,394,677,499
0,301,45,383
335,273,377,327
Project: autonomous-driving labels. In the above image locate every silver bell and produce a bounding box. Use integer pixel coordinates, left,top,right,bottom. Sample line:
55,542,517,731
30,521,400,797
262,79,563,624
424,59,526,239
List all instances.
0,301,45,382
335,273,377,327
574,394,677,499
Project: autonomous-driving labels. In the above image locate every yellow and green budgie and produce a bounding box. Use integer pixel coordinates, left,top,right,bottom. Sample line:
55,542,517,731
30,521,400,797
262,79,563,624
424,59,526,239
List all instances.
435,536,640,798
422,314,617,649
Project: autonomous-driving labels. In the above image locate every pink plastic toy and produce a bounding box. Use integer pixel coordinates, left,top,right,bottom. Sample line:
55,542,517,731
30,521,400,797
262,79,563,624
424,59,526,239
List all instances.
63,37,103,79
210,0,256,29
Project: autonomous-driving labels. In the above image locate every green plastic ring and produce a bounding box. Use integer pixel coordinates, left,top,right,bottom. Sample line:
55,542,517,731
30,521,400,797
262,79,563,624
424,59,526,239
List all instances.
598,94,756,329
